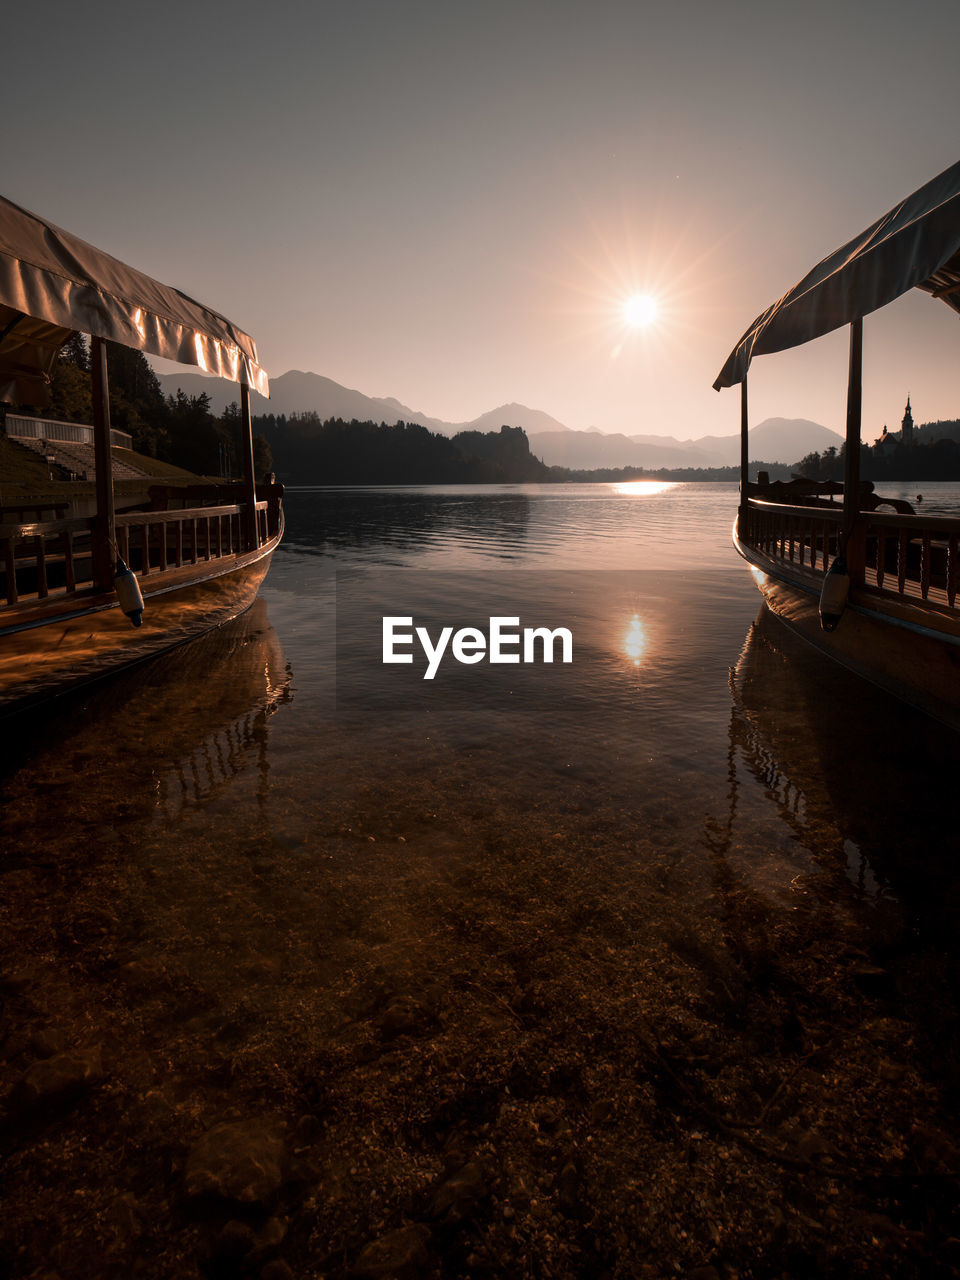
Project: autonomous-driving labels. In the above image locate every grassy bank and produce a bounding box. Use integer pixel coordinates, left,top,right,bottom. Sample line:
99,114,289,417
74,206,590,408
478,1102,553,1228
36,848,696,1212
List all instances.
0,436,212,507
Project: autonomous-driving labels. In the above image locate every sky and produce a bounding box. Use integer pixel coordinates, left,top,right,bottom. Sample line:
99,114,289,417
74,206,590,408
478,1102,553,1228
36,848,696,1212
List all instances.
5,0,960,441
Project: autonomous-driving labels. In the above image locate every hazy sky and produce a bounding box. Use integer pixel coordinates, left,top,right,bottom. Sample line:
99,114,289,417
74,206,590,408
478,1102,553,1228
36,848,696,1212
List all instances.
5,0,960,440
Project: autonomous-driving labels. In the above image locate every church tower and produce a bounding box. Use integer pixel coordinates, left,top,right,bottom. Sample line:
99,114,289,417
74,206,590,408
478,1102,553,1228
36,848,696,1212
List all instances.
901,395,914,445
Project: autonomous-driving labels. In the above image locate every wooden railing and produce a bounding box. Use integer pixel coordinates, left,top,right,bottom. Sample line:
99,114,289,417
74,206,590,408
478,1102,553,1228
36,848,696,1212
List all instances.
861,510,960,609
740,500,844,574
116,504,244,576
1,494,278,610
741,497,960,613
0,515,92,605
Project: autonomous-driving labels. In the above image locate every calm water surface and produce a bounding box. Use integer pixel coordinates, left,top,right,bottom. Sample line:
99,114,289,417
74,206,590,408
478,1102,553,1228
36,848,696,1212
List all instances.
3,481,960,1276
262,481,960,893
7,479,960,962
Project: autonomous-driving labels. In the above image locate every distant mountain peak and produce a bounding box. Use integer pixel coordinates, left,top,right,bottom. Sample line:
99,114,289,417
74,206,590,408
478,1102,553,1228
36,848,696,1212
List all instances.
461,402,571,435
152,365,840,469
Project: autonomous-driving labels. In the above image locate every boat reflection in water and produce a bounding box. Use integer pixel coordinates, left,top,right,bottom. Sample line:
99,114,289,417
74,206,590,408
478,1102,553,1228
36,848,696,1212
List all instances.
2,598,292,821
0,545,281,719
718,604,960,920
144,599,292,817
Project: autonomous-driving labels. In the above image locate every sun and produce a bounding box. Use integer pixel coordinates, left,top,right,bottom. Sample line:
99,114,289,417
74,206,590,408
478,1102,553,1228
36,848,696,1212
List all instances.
622,293,659,329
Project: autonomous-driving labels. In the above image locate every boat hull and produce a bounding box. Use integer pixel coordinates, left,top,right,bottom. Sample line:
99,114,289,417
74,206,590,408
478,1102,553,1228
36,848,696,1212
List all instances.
734,517,960,733
0,529,281,718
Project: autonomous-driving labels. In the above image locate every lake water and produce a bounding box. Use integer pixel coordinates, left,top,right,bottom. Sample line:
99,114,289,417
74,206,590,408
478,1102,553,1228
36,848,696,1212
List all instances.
3,481,960,1278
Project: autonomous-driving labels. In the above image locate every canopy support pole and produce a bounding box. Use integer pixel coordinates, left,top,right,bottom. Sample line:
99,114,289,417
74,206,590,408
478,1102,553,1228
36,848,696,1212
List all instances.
240,383,259,552
739,376,749,508
91,336,116,591
842,318,865,580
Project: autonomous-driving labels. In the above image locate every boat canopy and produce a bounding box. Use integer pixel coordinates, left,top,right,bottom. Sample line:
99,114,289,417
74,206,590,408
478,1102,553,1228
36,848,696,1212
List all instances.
0,194,269,406
714,158,960,390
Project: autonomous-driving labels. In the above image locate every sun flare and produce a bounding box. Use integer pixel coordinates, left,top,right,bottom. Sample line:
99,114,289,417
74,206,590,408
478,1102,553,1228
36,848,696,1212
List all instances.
622,293,659,328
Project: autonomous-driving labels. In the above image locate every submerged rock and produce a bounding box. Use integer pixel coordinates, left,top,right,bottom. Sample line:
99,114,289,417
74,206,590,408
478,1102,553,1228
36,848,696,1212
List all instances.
350,1224,432,1277
11,1045,104,1111
429,1159,487,1220
210,1219,256,1261
207,1215,288,1267
557,1160,580,1210
378,993,436,1040
184,1117,286,1206
260,1262,295,1280
29,1027,69,1060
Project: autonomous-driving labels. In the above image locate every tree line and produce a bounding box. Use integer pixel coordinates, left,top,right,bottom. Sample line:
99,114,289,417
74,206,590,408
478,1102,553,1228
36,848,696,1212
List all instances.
251,413,801,485
26,339,960,485
252,413,551,484
549,461,795,483
795,437,960,483
34,335,272,478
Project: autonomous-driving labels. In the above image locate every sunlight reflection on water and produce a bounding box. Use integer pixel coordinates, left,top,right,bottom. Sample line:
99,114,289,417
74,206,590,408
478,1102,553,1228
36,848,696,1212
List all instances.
611,480,677,497
623,612,646,666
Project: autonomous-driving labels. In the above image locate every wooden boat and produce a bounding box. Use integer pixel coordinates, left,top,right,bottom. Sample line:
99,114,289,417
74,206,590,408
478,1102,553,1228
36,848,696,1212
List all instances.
714,160,960,732
0,194,283,716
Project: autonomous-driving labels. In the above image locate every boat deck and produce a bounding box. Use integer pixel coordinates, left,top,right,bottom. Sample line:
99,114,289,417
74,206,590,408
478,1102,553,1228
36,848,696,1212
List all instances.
0,484,284,714
741,497,960,621
736,496,960,730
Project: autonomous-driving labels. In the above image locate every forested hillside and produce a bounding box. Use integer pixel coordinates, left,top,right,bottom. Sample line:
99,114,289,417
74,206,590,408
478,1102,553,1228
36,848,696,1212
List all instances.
17,336,271,479
252,414,550,484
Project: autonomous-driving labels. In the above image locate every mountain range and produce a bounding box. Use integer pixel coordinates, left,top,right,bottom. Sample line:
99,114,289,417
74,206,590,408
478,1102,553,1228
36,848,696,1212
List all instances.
156,367,843,469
